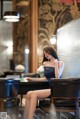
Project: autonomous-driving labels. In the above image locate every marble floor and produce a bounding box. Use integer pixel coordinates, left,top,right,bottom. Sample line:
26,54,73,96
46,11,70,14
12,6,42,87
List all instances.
0,106,76,119
1,107,46,119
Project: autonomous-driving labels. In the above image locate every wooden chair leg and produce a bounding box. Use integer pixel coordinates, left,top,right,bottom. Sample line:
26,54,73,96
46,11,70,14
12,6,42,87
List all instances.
60,113,68,119
75,99,79,119
0,99,4,112
44,111,46,119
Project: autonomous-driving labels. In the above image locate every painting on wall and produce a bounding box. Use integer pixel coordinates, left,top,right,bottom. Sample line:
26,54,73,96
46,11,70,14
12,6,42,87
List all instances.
38,0,80,65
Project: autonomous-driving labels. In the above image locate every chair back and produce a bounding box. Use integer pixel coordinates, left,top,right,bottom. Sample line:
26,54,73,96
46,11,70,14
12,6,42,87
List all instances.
51,78,80,98
0,79,20,98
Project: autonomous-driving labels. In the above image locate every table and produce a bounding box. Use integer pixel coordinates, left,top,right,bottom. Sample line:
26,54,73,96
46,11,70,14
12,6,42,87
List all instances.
18,81,50,104
18,81,49,94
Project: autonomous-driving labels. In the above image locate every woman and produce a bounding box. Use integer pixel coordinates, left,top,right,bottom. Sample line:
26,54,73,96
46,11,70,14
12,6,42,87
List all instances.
24,47,64,119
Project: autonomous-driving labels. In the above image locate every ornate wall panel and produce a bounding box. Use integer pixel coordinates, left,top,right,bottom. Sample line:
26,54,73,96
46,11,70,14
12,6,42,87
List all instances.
13,0,31,65
38,0,80,65
13,0,80,69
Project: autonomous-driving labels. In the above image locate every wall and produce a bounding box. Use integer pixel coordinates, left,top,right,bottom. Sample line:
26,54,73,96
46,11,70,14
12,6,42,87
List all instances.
57,18,80,78
38,0,80,65
0,1,13,73
13,0,31,65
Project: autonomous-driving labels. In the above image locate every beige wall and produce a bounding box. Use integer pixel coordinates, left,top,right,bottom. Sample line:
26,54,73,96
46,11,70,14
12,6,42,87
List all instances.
0,1,13,72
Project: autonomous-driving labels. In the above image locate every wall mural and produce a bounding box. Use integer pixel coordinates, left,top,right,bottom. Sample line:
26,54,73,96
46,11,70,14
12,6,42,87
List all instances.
14,0,80,66
38,0,80,65
14,0,30,65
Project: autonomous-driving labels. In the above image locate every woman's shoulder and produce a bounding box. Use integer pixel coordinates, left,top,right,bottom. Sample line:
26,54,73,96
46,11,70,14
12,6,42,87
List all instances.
43,61,46,66
43,61,50,67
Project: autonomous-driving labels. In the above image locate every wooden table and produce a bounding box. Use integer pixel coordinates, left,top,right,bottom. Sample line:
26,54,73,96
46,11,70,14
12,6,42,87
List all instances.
18,81,50,105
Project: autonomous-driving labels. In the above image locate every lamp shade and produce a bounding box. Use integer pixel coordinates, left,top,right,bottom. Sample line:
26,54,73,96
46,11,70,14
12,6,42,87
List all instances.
3,11,20,19
17,1,29,6
3,11,20,22
5,18,19,22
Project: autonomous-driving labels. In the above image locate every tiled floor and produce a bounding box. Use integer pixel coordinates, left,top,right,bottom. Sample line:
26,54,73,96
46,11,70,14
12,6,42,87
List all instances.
0,106,44,119
0,106,76,119
0,97,79,119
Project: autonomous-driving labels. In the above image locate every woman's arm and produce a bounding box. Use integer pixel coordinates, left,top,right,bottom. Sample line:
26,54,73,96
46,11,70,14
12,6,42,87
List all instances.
54,60,59,78
26,77,46,82
54,60,64,78
58,61,64,78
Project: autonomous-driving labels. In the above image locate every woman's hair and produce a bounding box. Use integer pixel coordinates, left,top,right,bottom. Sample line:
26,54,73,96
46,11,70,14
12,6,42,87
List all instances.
42,47,59,63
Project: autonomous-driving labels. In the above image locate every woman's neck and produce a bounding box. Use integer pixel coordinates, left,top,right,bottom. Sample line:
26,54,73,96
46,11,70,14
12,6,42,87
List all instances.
49,57,55,62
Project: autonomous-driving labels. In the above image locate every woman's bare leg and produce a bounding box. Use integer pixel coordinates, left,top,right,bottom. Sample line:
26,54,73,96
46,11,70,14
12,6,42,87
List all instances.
28,93,38,119
24,89,51,119
24,91,33,119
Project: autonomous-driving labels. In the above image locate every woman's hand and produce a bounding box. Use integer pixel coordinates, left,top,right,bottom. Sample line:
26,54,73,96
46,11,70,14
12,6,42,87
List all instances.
26,77,32,82
54,59,58,67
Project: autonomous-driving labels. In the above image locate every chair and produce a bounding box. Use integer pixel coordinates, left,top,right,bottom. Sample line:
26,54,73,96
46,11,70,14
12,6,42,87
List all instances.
0,79,20,111
40,78,80,119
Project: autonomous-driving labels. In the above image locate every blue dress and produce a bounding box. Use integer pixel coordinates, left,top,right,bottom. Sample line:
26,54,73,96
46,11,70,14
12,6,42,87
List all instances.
44,67,55,86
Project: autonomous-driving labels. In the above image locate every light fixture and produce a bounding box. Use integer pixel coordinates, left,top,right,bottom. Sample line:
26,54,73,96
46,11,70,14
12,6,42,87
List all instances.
3,11,20,22
50,35,56,44
25,48,29,54
17,1,29,6
5,18,19,22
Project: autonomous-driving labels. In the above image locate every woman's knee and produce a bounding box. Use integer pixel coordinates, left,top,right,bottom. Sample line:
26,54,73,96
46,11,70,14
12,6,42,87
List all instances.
26,91,33,99
26,91,38,99
31,91,38,99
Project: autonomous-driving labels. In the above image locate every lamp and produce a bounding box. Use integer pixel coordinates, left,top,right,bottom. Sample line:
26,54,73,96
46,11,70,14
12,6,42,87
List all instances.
5,18,19,22
3,11,20,22
50,35,56,44
17,1,29,6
